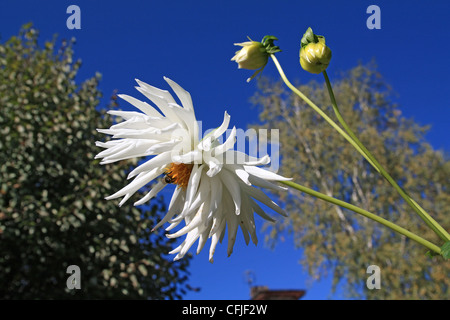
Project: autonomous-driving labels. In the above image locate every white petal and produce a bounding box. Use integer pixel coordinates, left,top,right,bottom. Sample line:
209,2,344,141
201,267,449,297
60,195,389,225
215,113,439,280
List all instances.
135,86,183,125
107,110,147,120
133,179,167,206
105,166,164,203
248,175,288,192
171,172,210,227
203,153,223,177
198,136,212,152
164,77,194,111
219,169,241,215
208,206,224,236
226,212,239,257
127,151,172,179
102,125,181,141
196,224,212,255
152,186,185,230
209,219,226,263
244,165,292,181
136,79,177,106
97,139,157,164
224,151,270,166
224,164,251,186
109,114,174,131
244,185,287,217
240,195,258,245
208,175,223,214
243,154,271,166
184,164,204,211
95,139,122,148
212,126,237,156
172,230,200,261
145,139,181,154
249,198,276,222
210,111,231,141
167,199,209,238
171,150,202,164
117,94,162,118
167,102,199,145
110,116,151,130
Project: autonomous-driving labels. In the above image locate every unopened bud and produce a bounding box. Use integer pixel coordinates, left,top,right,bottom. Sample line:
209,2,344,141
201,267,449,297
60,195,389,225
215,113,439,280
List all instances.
299,27,332,74
231,40,268,70
232,36,281,82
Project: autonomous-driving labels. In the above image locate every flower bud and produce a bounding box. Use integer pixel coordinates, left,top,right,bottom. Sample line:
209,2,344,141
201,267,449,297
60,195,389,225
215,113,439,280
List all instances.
232,36,281,82
231,40,268,70
299,27,332,74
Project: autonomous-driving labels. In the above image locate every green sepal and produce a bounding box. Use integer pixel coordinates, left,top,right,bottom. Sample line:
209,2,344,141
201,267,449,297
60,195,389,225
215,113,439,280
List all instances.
301,27,325,48
261,35,282,54
426,241,450,259
440,241,450,259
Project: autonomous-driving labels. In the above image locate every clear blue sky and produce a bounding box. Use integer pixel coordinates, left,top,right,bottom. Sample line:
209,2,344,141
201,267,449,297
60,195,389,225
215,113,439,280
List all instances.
1,0,449,300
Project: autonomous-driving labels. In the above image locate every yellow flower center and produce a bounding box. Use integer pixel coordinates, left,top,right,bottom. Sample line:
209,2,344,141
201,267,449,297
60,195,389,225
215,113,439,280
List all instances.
164,163,194,189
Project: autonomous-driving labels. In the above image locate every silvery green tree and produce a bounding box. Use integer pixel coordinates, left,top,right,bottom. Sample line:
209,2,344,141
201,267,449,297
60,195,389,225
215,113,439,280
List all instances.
252,65,449,299
0,24,190,299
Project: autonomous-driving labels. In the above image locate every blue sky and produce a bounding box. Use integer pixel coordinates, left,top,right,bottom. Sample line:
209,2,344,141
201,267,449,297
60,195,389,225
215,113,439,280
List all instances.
1,1,449,300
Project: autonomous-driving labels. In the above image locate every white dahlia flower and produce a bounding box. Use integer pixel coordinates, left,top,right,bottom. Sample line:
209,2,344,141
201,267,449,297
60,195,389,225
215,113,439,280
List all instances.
96,77,289,262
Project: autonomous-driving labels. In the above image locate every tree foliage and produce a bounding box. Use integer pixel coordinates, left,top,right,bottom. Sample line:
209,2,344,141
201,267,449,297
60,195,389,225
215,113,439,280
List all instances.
0,24,190,299
252,63,449,299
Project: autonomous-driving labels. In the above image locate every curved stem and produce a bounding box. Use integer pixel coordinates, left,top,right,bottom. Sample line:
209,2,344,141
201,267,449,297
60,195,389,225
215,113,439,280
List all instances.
322,70,450,242
269,53,449,243
270,54,379,172
280,180,442,255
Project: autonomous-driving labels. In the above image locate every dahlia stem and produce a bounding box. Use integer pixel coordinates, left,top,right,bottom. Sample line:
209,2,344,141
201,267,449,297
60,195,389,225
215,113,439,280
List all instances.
322,70,450,242
280,180,442,256
269,53,449,243
269,54,379,171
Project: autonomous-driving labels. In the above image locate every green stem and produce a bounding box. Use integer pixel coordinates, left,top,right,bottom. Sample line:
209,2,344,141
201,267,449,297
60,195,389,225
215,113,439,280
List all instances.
322,70,450,242
280,180,442,255
269,53,449,243
269,55,380,172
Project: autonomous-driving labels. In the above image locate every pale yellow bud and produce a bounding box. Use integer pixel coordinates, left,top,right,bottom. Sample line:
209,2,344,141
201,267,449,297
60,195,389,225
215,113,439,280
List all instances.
232,36,280,82
231,41,268,70
299,28,332,74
